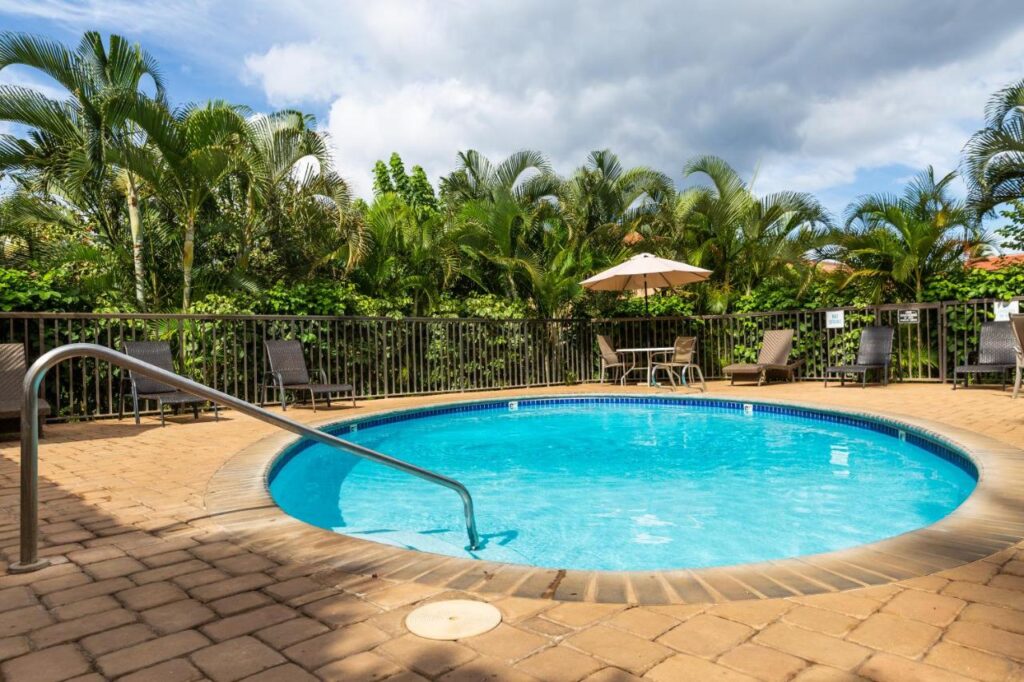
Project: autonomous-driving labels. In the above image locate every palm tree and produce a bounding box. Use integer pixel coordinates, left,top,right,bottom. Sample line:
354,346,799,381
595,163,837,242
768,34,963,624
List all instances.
964,78,1024,214
837,167,987,302
0,31,165,308
218,110,336,273
529,224,590,318
116,97,247,311
559,149,674,253
677,155,829,309
349,193,459,315
453,192,541,298
440,149,558,206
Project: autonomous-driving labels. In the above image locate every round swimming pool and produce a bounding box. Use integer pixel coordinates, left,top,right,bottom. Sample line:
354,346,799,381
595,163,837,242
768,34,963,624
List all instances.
268,397,977,571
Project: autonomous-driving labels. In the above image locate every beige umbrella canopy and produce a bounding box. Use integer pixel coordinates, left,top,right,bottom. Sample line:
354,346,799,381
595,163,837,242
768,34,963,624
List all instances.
581,252,711,314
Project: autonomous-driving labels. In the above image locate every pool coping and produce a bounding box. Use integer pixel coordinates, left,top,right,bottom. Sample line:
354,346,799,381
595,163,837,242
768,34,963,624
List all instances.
204,392,1024,604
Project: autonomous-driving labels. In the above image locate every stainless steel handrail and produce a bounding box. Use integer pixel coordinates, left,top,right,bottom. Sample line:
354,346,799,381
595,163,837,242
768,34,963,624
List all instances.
9,343,481,573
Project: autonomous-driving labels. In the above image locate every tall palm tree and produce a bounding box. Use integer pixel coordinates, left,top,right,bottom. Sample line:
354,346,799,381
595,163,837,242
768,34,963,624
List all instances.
837,167,987,302
0,31,165,308
964,78,1024,214
116,97,247,311
677,155,829,308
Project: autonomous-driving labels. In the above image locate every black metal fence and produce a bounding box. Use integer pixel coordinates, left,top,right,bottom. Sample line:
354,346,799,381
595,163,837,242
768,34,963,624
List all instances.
1,295,1019,421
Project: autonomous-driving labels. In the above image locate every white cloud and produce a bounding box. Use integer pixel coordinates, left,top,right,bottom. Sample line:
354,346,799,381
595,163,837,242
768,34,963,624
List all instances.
756,26,1024,195
6,0,1024,211
326,79,561,195
243,42,353,106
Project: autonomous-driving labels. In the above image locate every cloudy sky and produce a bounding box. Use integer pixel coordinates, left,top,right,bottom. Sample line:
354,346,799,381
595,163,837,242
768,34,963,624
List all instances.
2,0,1022,219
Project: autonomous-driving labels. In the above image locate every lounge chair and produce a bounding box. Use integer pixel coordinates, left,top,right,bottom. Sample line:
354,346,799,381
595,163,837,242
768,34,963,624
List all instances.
597,335,635,385
0,343,50,437
723,329,802,386
651,336,705,391
952,321,1016,390
262,339,355,411
1012,315,1024,399
824,326,895,387
119,341,219,426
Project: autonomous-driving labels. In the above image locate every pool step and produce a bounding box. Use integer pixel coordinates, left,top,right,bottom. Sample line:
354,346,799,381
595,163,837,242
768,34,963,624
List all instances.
334,526,530,564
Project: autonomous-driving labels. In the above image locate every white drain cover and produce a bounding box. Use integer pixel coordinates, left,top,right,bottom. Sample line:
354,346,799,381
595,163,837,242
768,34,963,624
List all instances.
405,599,502,640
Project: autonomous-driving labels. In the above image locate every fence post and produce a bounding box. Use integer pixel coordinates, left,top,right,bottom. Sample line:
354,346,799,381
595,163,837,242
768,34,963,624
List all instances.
382,318,390,398
939,302,948,383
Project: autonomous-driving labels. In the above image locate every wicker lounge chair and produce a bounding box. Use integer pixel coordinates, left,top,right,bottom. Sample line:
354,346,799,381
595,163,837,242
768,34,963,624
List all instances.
119,341,219,427
723,329,802,386
262,339,355,411
651,336,705,391
597,335,635,385
824,326,895,387
0,343,50,437
952,321,1016,390
1012,315,1024,399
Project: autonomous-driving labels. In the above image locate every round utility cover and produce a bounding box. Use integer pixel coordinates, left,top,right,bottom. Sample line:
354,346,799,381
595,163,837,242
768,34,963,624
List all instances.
405,599,502,640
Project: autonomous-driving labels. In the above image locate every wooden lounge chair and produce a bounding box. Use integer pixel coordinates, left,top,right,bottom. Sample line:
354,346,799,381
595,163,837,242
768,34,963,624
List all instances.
597,335,635,385
651,336,705,391
825,326,895,387
0,343,49,437
952,321,1016,390
1012,315,1024,399
119,341,219,427
723,329,802,386
262,339,355,411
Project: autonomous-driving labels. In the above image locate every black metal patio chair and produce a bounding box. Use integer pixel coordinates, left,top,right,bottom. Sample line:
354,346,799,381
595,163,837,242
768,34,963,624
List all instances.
261,339,355,411
952,321,1016,390
825,326,895,388
119,341,219,426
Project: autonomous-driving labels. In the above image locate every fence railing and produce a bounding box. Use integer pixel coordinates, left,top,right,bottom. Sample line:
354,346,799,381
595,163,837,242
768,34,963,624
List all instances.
1,295,1019,421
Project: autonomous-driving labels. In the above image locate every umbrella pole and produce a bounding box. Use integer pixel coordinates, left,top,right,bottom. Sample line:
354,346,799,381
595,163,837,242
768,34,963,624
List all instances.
644,275,652,352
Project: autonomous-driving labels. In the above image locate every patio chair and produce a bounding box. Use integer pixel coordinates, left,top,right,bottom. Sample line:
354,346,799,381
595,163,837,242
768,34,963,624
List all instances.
651,336,705,391
952,321,1016,390
723,329,802,386
597,335,635,385
0,343,50,437
119,341,219,427
1012,315,1024,399
824,326,895,388
262,339,355,411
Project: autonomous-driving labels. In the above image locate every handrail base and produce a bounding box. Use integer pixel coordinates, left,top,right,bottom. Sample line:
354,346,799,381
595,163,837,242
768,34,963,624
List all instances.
8,558,50,574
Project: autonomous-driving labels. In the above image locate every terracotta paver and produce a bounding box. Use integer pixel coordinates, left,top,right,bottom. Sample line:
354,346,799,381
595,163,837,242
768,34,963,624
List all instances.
0,383,1021,680
191,636,286,681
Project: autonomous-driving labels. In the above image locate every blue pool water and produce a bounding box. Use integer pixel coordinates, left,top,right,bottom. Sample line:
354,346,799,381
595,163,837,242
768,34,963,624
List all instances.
268,398,977,571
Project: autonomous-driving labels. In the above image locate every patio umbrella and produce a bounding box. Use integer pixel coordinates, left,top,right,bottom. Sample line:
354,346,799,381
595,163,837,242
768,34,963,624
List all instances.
580,252,711,315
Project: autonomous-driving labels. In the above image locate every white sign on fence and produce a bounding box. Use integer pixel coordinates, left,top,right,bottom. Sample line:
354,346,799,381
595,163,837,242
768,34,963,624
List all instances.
898,309,920,324
826,310,845,329
994,300,1020,321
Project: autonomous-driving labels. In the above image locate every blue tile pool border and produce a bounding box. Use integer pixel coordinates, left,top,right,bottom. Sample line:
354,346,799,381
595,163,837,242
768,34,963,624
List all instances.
266,394,979,483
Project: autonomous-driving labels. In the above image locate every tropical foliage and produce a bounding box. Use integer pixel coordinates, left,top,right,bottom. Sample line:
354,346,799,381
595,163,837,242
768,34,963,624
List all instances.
0,31,1019,318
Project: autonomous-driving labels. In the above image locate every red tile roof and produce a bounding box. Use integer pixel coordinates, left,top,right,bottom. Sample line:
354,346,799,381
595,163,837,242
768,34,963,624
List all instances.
966,254,1024,271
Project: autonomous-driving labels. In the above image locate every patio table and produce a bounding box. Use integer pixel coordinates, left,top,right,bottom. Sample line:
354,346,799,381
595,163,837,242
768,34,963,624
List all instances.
617,346,674,385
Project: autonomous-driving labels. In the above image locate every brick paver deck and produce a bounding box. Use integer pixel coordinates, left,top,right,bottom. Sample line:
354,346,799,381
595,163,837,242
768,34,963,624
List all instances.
1,382,1023,681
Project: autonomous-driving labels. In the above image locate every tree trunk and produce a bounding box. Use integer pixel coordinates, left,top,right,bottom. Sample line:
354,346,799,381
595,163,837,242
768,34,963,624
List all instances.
182,219,195,312
126,174,146,310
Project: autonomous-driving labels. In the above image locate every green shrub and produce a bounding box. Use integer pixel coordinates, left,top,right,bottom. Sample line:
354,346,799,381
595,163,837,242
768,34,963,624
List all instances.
0,267,80,311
